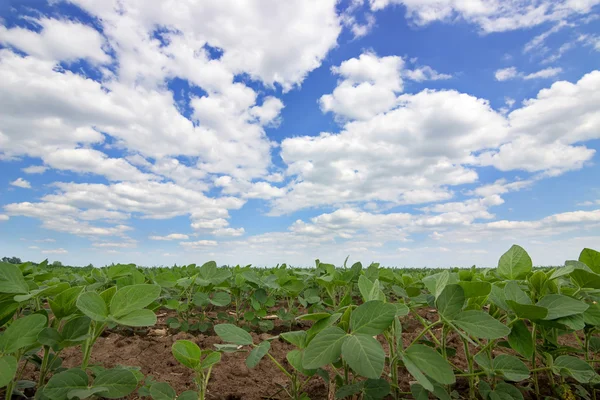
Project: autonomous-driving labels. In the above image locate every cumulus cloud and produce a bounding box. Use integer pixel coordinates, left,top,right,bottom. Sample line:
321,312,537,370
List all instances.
10,178,32,189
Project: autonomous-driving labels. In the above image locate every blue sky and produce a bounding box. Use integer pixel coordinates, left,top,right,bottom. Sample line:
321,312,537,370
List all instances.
1,0,599,268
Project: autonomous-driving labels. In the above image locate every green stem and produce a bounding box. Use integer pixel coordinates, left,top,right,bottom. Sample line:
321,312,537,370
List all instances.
531,323,539,396
38,346,51,387
266,353,293,380
408,320,441,348
462,337,475,400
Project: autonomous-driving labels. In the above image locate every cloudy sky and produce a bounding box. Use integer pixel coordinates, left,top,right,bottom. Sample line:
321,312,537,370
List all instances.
1,0,599,268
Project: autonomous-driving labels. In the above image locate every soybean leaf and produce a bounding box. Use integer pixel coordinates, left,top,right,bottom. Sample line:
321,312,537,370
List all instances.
93,368,138,398
350,301,396,335
178,391,199,400
246,341,270,368
507,320,533,359
498,245,532,280
286,349,316,377
458,281,491,299
506,301,548,320
201,351,221,370
172,340,201,369
436,285,464,320
404,344,455,385
553,355,597,383
280,331,307,349
112,309,157,327
214,324,253,345
580,248,600,274
0,313,47,353
570,269,600,289
342,335,385,379
493,355,529,382
44,369,89,400
76,292,108,322
109,284,161,318
453,310,510,339
537,294,588,320
209,292,231,307
303,326,347,369
0,263,29,294
363,378,390,400
0,355,17,388
504,281,531,305
401,353,433,392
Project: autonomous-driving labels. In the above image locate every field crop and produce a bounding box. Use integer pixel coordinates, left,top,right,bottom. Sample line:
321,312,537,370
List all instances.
2,245,600,399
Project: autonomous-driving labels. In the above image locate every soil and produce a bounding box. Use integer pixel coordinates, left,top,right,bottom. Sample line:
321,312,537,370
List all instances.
17,306,597,399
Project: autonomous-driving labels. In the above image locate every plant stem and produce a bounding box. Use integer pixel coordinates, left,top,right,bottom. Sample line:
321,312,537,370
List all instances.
38,345,51,387
462,337,475,400
531,323,539,396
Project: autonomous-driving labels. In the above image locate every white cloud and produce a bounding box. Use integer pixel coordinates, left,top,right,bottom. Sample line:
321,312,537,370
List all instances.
495,66,562,81
0,18,110,64
42,248,68,254
22,165,48,174
10,178,32,189
368,0,600,33
149,233,190,241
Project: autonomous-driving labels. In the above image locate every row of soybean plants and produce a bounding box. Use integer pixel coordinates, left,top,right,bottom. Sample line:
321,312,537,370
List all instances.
1,245,600,399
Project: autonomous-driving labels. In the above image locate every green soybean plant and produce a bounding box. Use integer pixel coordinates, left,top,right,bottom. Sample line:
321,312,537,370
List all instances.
170,340,221,400
42,367,139,400
75,283,161,368
0,314,47,399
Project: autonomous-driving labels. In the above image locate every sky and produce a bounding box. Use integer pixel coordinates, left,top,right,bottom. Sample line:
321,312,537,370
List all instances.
0,0,599,268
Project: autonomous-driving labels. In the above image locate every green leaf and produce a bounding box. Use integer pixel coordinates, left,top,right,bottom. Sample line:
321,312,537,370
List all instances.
404,344,455,385
507,320,533,359
172,340,201,369
0,355,17,388
112,309,157,327
570,269,600,289
553,355,598,383
201,351,221,370
493,355,529,382
280,331,307,349
286,350,316,377
506,301,548,320
209,292,231,307
49,286,84,320
178,391,199,400
150,382,177,400
341,335,385,379
579,248,600,274
109,284,161,318
76,292,108,322
503,281,531,305
537,294,589,320
584,303,600,326
363,378,390,400
303,326,347,369
402,353,433,392
246,341,270,368
350,301,396,335
458,281,491,298
0,313,47,353
214,324,254,345
452,310,510,339
0,263,29,294
498,245,532,280
436,284,464,319
44,369,89,400
67,387,108,399
93,368,138,398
